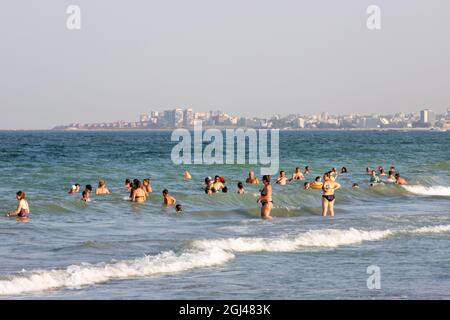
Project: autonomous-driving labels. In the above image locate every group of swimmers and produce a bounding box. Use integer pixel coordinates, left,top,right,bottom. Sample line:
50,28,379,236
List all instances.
198,167,342,219
215,165,407,220
366,166,408,186
5,166,408,221
67,178,182,212
266,167,342,218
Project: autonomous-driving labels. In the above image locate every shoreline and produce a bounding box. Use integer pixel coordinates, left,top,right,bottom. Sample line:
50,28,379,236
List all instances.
0,128,447,133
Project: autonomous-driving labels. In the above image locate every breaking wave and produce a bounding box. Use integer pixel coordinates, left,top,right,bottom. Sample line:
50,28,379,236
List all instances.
402,185,450,196
1,224,450,296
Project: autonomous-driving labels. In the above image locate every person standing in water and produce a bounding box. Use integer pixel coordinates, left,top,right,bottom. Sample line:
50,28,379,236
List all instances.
132,180,147,203
237,182,246,194
6,191,30,218
386,170,396,183
276,171,288,185
322,172,341,217
330,168,339,181
290,167,305,181
163,189,176,205
204,177,213,194
84,184,93,194
143,178,153,194
68,184,81,194
369,170,381,186
183,171,192,180
81,190,90,202
246,170,259,184
304,166,311,175
96,180,110,195
395,173,408,185
212,176,225,193
124,179,132,191
257,175,273,220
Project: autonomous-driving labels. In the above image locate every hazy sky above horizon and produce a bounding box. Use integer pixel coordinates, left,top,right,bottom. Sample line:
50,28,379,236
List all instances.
0,0,449,129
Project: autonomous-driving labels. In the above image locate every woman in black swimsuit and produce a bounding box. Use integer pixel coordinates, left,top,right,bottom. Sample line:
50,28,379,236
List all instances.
322,172,341,217
257,175,273,220
132,180,147,203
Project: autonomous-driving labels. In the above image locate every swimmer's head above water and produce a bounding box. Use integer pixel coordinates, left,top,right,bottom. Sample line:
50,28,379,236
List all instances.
237,182,245,194
16,191,26,201
81,190,90,202
98,180,106,188
134,180,142,189
69,184,80,194
183,171,192,180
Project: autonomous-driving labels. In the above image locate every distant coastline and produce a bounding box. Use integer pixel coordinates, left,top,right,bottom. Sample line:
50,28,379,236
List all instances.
1,127,448,132
3,127,443,132
54,127,444,131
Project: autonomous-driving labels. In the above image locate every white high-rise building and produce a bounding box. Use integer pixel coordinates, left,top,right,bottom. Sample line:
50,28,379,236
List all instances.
420,109,436,125
295,117,305,128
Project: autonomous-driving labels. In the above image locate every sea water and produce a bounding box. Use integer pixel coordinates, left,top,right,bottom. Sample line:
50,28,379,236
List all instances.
0,130,449,299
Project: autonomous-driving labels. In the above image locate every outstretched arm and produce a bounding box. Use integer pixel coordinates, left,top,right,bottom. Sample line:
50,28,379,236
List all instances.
6,203,22,216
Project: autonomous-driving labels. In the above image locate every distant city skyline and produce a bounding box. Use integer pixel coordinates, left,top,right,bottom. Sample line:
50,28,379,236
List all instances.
53,107,450,131
1,1,450,129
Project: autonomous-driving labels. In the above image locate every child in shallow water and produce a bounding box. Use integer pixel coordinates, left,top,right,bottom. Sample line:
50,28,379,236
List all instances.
6,191,30,217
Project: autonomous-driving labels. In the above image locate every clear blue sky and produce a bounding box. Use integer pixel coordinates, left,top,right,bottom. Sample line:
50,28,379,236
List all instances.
0,0,449,129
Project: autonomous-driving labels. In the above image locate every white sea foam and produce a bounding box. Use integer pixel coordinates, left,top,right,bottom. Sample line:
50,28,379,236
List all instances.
0,247,233,296
1,224,450,296
402,185,450,196
191,228,394,252
408,225,450,234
